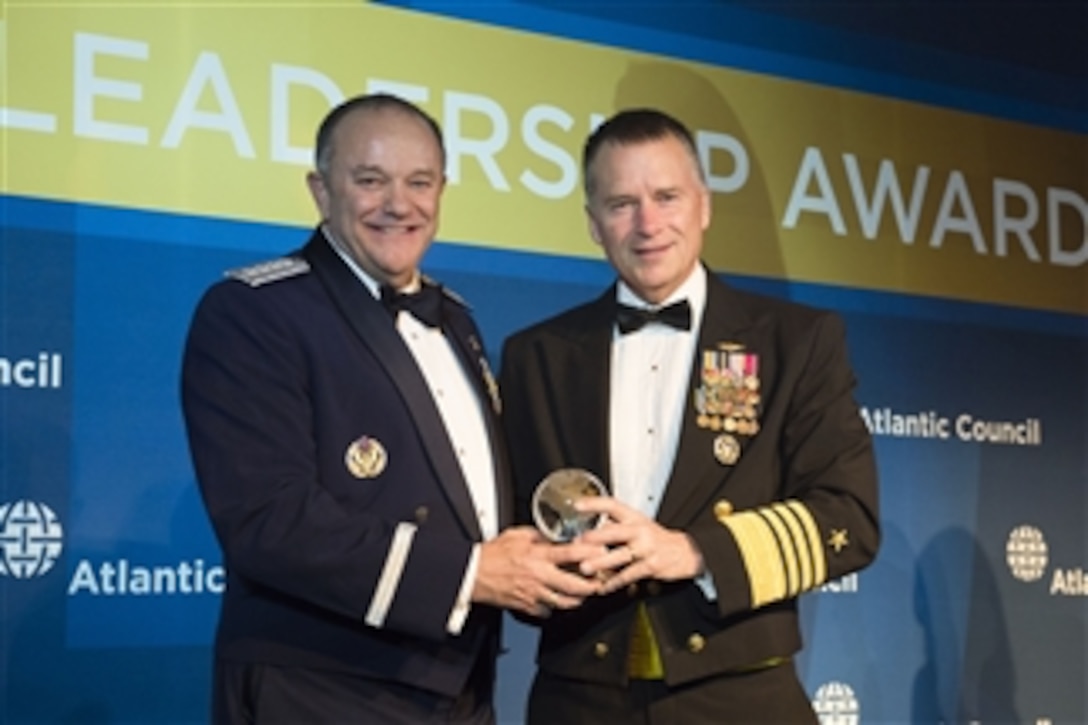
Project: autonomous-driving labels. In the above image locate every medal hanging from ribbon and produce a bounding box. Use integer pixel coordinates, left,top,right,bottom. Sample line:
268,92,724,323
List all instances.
694,344,761,465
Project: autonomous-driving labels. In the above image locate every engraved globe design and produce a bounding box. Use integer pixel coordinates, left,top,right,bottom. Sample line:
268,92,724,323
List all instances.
812,681,860,725
532,469,607,542
0,500,64,578
1006,525,1047,582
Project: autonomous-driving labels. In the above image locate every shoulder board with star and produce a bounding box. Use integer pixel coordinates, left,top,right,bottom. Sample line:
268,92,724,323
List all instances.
422,274,471,309
225,257,310,288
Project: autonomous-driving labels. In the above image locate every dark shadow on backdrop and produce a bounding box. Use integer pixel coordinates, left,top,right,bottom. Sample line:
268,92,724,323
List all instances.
611,61,789,292
971,363,1088,720
797,519,923,721
913,526,1018,722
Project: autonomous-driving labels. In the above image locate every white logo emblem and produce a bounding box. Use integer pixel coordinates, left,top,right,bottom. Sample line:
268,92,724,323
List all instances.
812,681,860,725
1006,525,1047,582
0,500,64,578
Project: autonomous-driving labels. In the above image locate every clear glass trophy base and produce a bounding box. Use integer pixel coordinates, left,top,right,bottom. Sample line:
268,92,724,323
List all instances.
531,468,607,543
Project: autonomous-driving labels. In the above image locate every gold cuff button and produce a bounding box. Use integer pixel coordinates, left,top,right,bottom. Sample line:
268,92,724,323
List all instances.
687,633,706,653
713,500,733,520
593,642,610,659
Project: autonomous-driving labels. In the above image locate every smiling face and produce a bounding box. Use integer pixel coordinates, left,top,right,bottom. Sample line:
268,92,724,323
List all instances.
585,134,710,305
307,106,445,288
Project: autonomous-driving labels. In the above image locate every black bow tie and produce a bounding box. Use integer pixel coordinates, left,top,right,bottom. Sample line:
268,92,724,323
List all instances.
616,300,692,334
380,284,444,328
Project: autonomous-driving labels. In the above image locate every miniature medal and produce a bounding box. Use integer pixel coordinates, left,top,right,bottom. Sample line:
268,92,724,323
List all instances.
695,343,762,465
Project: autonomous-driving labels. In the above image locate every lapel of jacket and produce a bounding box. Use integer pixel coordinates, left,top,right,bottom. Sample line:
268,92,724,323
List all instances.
551,287,617,491
440,297,514,529
302,231,483,540
656,270,757,526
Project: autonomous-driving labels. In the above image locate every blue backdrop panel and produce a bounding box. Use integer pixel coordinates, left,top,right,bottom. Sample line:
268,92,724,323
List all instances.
3,194,1085,721
2,206,209,723
4,0,1086,718
801,313,1087,722
67,234,227,649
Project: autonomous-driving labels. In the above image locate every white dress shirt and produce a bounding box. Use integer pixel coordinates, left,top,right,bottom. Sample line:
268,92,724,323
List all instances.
326,229,495,632
609,265,706,518
609,264,717,599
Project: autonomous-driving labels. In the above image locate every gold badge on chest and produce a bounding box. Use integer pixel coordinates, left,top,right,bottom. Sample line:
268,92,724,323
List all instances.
345,435,388,479
713,433,741,466
695,342,761,465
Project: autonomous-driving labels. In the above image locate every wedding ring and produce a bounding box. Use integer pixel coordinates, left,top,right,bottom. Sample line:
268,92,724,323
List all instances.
627,546,639,563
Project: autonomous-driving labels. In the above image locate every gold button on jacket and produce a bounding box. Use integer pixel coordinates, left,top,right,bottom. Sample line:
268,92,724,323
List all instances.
713,499,733,520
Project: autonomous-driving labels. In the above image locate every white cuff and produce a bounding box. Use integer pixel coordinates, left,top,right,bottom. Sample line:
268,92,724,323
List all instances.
447,543,480,634
694,568,718,602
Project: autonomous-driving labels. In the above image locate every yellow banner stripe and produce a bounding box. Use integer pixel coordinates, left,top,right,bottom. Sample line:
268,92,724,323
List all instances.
2,5,1084,313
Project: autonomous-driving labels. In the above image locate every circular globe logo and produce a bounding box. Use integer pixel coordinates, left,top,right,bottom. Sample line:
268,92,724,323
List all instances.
0,500,64,578
1006,525,1047,582
812,681,859,725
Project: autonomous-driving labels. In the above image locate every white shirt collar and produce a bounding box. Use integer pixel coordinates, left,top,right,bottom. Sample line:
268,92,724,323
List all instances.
615,263,707,323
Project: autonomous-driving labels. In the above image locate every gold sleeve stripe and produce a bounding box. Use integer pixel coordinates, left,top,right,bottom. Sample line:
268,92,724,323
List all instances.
785,500,827,587
769,502,812,592
719,510,788,608
719,499,831,607
756,507,798,596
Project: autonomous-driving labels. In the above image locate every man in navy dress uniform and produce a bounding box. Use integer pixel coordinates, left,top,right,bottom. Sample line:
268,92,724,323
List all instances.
500,108,881,723
182,94,598,723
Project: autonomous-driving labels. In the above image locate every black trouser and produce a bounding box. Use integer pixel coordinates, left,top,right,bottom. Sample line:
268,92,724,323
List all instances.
212,657,495,724
527,661,817,725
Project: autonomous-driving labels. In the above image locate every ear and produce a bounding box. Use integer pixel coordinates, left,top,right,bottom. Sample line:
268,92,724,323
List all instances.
700,184,712,231
585,203,604,247
306,171,330,220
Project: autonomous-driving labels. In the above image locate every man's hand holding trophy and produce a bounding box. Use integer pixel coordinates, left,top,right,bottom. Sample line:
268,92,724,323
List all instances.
534,470,706,597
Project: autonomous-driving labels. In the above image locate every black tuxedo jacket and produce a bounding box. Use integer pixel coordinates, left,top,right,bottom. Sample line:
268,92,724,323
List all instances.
181,229,509,698
499,268,879,686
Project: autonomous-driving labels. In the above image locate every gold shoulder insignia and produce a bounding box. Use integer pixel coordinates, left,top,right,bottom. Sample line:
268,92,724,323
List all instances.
423,274,470,309
226,257,310,287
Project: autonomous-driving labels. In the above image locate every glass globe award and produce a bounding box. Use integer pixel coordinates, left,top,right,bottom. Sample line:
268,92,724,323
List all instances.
531,468,607,543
